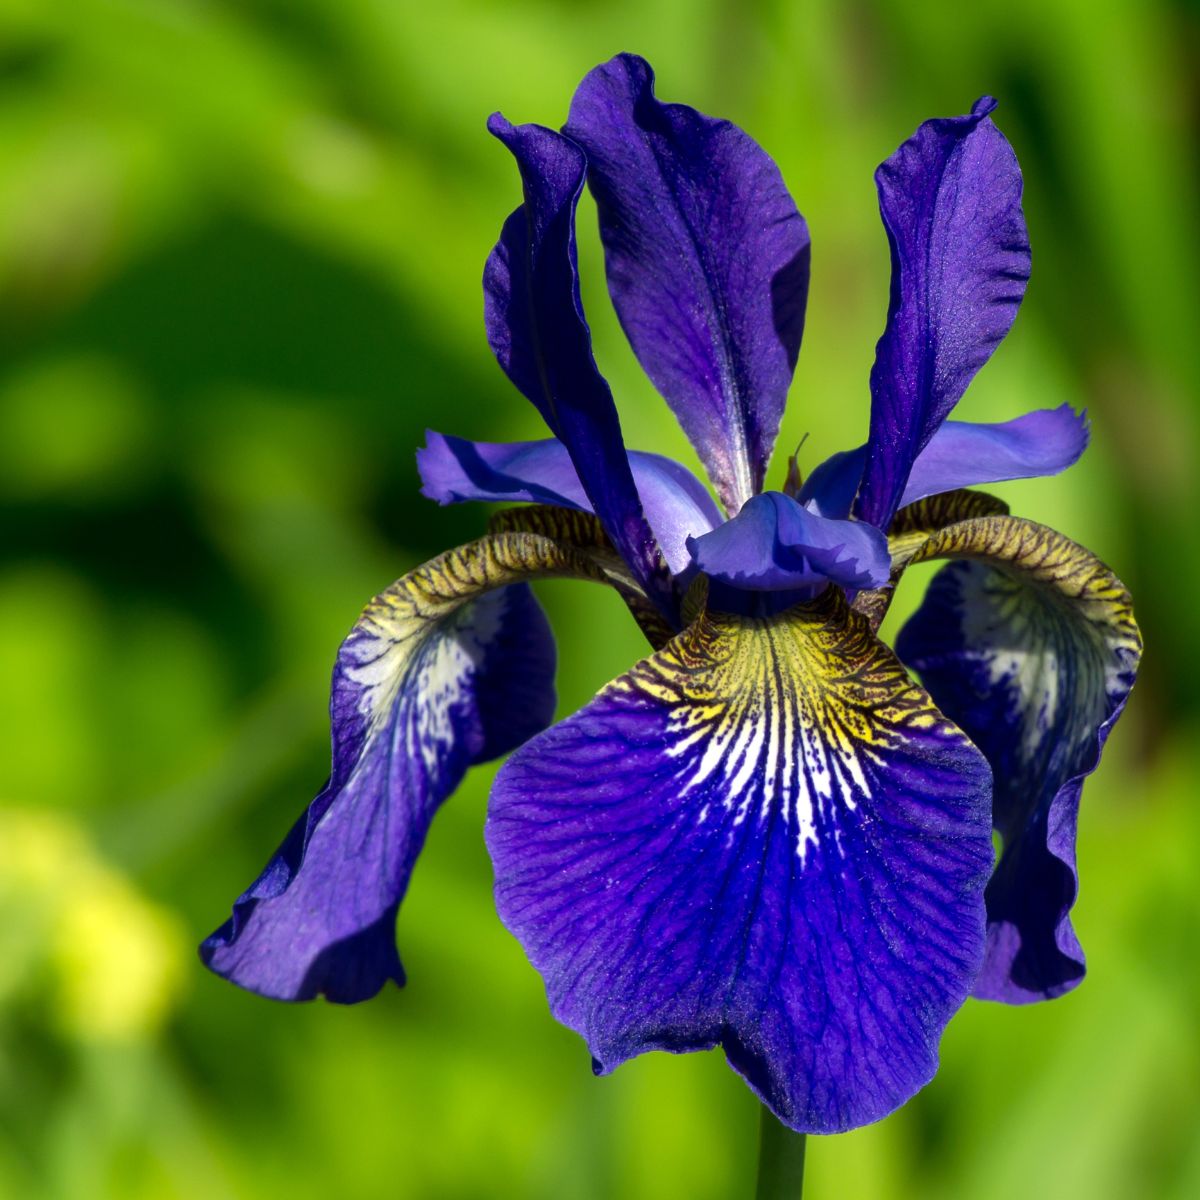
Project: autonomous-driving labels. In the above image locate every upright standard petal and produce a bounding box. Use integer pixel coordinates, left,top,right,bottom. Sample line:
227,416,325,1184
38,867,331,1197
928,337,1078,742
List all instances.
896,516,1141,1002
484,116,674,619
801,406,1088,521
566,53,811,515
201,528,639,1002
487,587,992,1133
854,98,1031,531
418,433,722,574
687,490,890,594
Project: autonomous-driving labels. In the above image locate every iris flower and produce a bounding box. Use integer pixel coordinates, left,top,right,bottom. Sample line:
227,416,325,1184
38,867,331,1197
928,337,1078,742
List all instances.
202,54,1141,1135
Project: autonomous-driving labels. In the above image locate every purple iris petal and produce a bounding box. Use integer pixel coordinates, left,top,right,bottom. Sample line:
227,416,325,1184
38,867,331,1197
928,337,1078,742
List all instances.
897,405,1088,506
487,595,992,1132
201,582,555,1002
687,490,890,593
854,98,1031,531
485,115,673,618
796,446,868,521
418,432,721,574
898,554,1140,1002
802,406,1088,522
565,53,811,516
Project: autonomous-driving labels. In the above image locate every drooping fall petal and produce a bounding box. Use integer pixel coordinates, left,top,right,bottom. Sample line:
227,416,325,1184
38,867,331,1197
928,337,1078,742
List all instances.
202,529,642,1001
896,515,1141,1002
487,588,992,1132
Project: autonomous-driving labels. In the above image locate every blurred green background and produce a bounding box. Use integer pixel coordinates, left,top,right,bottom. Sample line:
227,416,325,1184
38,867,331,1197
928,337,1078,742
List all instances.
0,0,1195,1196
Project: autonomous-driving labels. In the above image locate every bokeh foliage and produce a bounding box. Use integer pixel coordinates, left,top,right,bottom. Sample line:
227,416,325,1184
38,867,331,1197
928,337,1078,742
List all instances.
0,1,1196,1197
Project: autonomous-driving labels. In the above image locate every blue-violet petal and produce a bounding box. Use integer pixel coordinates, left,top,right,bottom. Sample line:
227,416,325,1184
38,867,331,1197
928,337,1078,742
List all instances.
687,491,890,593
485,114,672,617
855,98,1030,530
418,432,721,574
487,589,992,1132
201,577,555,1002
566,53,810,515
897,519,1141,1002
802,406,1088,522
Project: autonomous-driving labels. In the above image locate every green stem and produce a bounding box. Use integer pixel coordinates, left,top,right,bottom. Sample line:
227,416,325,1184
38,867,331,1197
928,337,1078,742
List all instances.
755,1106,807,1199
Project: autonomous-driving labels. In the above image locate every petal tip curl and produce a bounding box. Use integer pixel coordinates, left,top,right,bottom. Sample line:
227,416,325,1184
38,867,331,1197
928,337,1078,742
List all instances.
486,110,514,140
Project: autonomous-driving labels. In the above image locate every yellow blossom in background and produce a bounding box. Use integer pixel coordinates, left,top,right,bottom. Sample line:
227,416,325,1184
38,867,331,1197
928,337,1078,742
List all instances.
0,809,187,1043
